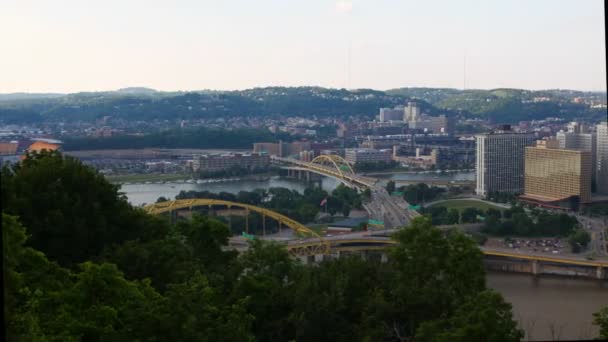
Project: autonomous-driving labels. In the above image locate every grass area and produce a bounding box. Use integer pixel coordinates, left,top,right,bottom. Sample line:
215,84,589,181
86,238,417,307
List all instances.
106,173,191,183
427,199,505,212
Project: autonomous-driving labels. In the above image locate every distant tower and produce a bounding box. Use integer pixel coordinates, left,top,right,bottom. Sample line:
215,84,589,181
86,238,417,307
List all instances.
597,121,608,194
404,102,420,122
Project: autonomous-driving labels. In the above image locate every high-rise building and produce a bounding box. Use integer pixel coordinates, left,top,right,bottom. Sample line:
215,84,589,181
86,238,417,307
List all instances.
521,140,592,208
597,121,608,194
556,121,596,185
404,102,420,122
475,129,535,197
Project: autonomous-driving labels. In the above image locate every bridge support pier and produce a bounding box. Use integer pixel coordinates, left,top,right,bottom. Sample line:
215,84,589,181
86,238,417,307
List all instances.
531,260,541,276
314,254,324,263
360,250,368,261
598,266,605,280
297,255,309,265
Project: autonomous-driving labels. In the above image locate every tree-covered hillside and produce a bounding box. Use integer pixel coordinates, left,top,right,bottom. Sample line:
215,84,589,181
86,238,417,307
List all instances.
1,86,605,124
387,87,607,123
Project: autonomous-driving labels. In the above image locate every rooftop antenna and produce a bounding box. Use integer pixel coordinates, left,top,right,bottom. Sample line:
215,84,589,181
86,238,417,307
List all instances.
463,49,467,91
347,40,352,89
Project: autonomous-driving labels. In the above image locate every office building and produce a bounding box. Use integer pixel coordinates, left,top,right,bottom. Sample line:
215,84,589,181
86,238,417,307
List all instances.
597,121,608,194
556,122,596,184
475,128,535,196
344,148,392,164
521,139,592,208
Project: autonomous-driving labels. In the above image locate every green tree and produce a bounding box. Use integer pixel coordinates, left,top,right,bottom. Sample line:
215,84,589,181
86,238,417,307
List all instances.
384,217,487,340
461,207,481,223
164,271,254,341
568,229,591,253
1,150,168,266
447,208,460,224
232,240,296,341
175,214,237,273
297,203,319,223
594,306,608,339
341,203,352,217
386,180,396,193
415,290,523,342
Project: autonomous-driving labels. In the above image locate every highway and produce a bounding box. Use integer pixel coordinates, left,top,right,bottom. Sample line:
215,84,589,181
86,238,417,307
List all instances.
272,155,420,228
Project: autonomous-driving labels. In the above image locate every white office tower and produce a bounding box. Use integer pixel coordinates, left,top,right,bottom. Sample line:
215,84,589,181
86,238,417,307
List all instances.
597,121,608,194
475,129,535,197
404,102,420,122
556,121,597,185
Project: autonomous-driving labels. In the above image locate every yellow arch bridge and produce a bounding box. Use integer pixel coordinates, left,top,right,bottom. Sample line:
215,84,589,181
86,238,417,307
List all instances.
144,199,330,256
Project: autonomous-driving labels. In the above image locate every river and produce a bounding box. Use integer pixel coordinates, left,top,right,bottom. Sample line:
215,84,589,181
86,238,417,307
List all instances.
120,177,606,340
487,271,607,340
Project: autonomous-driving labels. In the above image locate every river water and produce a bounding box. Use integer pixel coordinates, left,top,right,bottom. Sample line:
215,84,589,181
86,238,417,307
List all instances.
487,271,607,341
120,177,606,340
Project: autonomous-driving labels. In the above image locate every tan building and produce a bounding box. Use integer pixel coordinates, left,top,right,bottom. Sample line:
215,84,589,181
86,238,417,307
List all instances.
522,140,592,208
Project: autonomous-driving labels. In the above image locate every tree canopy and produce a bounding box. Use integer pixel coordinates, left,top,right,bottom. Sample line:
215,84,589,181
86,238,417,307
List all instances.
3,151,528,340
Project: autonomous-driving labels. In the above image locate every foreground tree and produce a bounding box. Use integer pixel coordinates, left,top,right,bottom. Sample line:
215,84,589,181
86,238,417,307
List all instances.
1,150,168,266
594,306,608,339
383,217,486,339
415,290,523,342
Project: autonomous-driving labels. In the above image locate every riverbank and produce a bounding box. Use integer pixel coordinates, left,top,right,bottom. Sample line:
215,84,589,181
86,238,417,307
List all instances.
106,173,192,183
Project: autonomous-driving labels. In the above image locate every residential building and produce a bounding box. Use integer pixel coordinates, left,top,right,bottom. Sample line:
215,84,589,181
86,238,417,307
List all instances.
521,139,592,209
344,148,392,164
475,128,535,197
597,121,608,194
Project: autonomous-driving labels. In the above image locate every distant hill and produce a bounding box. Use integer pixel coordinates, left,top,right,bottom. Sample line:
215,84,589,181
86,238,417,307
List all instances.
0,93,65,102
0,86,605,124
116,87,158,94
387,87,606,123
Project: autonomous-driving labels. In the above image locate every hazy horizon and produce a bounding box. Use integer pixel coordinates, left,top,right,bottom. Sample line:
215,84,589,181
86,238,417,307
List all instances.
1,0,606,93
2,84,608,96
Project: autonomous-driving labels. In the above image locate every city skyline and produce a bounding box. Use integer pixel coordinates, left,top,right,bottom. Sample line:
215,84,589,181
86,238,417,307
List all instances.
1,0,606,93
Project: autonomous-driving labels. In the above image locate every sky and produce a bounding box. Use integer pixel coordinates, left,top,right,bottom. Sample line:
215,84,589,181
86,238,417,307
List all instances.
0,0,605,93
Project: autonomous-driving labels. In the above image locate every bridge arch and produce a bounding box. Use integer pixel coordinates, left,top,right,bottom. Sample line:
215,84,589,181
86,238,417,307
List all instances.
144,199,329,256
310,154,355,179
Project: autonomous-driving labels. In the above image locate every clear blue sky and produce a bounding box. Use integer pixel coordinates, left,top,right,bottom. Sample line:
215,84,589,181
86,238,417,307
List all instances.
1,0,605,92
